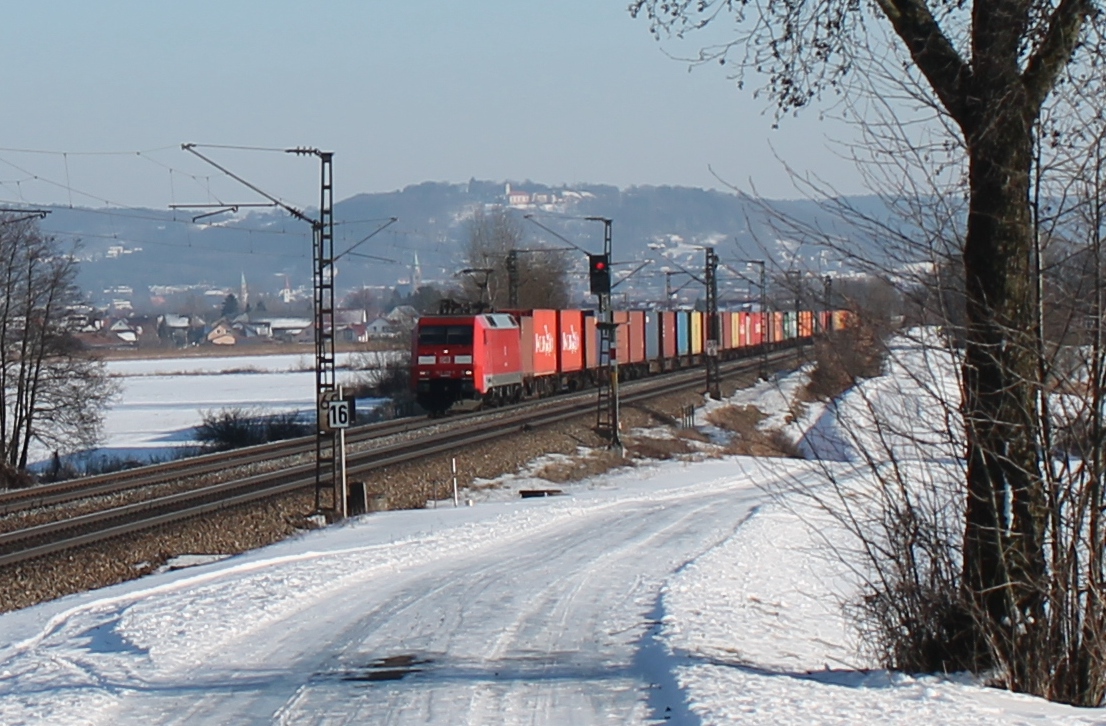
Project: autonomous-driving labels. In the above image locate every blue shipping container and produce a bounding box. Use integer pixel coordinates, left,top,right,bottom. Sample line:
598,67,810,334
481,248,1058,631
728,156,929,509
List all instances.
676,311,691,356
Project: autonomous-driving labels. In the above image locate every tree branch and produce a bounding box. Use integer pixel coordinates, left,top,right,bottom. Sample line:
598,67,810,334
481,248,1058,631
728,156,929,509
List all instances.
1022,0,1095,113
874,0,973,127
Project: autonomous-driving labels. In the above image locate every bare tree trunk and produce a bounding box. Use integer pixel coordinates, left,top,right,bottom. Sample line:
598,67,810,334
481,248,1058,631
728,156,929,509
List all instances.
961,98,1048,671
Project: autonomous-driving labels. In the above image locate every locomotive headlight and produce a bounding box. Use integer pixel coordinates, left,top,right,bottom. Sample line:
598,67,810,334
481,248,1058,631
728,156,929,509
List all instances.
464,370,473,377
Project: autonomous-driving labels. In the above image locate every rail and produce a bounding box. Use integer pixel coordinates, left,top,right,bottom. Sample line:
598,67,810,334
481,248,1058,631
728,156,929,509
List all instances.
0,347,801,567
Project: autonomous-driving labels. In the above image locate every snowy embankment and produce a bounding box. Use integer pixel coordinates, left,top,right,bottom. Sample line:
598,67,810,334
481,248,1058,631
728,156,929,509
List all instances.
0,335,1100,723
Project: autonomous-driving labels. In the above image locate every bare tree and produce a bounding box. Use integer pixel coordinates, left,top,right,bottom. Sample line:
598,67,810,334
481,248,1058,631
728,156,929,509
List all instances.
0,217,117,484
461,208,571,310
631,0,1106,704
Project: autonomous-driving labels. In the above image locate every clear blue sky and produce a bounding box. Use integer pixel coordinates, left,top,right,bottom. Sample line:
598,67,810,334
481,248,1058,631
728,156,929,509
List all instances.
0,1,863,209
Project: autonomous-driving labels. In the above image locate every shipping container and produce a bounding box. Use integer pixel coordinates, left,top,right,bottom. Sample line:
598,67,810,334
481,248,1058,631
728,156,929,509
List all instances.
690,311,703,355
799,311,813,338
772,311,784,343
613,311,630,363
628,310,646,364
748,312,761,347
519,309,558,377
644,311,661,362
585,313,599,370
661,311,678,360
721,312,733,351
676,311,691,356
558,309,584,373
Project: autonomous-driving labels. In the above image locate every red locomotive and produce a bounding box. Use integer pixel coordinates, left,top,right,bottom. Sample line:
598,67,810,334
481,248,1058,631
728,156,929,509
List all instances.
412,307,851,414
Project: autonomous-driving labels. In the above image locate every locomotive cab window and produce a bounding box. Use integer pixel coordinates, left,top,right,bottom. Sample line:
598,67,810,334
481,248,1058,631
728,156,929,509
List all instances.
418,325,473,346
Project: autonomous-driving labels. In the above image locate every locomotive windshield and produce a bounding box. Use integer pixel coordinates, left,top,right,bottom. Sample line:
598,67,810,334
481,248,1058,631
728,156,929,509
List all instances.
418,325,473,346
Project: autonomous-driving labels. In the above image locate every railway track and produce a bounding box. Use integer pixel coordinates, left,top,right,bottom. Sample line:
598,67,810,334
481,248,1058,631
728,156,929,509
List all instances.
0,347,801,568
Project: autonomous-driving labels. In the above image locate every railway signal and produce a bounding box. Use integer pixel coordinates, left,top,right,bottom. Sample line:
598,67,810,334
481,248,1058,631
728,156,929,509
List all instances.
589,254,611,295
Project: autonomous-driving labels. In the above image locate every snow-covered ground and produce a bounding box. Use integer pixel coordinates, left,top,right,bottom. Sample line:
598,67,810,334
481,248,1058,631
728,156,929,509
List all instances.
1,338,1102,723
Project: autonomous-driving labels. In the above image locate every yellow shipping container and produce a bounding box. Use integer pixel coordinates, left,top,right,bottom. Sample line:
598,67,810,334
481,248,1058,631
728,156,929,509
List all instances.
691,311,703,355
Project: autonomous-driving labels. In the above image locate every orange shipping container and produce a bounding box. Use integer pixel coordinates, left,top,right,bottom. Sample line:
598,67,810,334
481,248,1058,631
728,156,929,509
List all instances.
661,311,677,359
772,311,784,342
613,311,630,362
799,311,813,338
628,310,646,363
585,313,599,370
721,312,733,350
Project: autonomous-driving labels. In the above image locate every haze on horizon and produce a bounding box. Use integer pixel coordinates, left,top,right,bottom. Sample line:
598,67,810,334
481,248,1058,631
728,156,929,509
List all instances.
0,1,866,211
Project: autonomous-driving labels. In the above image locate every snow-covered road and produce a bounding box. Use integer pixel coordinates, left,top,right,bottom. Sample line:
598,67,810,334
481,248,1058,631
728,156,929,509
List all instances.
0,463,760,725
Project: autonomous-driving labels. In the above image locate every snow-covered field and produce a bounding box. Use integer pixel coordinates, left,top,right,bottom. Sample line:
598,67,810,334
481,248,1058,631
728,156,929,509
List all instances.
1,338,1102,723
47,352,384,468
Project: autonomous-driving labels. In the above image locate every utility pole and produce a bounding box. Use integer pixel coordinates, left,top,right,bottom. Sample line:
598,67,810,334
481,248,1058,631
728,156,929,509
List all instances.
789,271,802,347
506,249,519,307
734,258,768,378
178,144,342,517
823,275,833,332
524,214,621,451
302,149,337,515
704,247,721,399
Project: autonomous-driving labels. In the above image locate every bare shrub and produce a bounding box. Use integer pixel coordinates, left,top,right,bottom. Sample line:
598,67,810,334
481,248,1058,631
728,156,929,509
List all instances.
346,350,415,419
805,321,887,402
195,408,311,452
534,450,625,483
707,404,767,433
624,435,695,460
707,404,802,458
0,463,35,490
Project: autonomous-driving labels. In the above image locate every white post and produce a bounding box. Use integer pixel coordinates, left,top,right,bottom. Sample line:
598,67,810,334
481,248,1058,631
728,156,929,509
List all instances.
452,457,459,507
339,386,348,519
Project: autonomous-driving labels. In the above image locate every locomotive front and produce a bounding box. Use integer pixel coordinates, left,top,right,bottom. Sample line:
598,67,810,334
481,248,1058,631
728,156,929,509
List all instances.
411,316,477,414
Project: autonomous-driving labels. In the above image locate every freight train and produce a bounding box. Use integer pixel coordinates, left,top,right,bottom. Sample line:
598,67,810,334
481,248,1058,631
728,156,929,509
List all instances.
411,307,852,414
